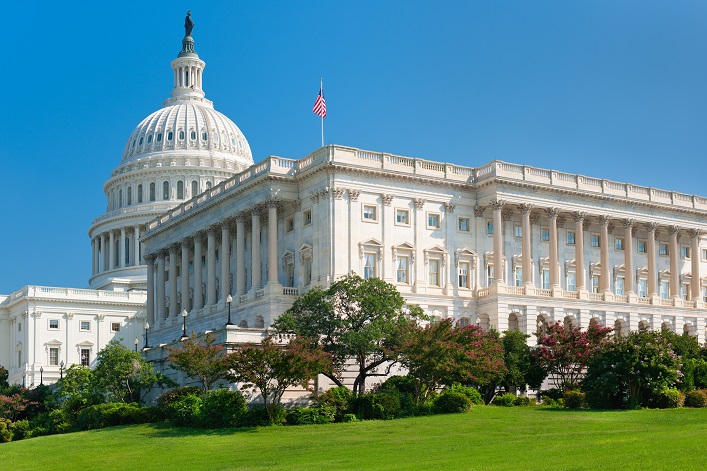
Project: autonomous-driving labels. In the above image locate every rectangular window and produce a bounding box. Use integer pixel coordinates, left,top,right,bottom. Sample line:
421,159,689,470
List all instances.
80,349,90,367
487,264,494,285
702,248,707,261
111,322,121,333
615,277,625,295
304,259,312,286
541,227,550,242
363,252,377,279
567,231,575,245
659,243,669,256
591,234,600,248
363,205,377,221
396,256,409,284
591,275,600,293
303,210,312,226
514,267,523,287
615,237,624,251
638,279,647,297
49,348,59,366
638,240,647,253
428,259,440,286
486,220,493,235
286,216,294,233
458,261,470,288
286,263,295,288
427,213,441,229
396,209,409,225
703,286,707,303
681,283,689,300
514,225,522,239
660,280,669,299
48,319,59,330
681,246,690,259
458,217,469,232
80,321,90,332
567,272,576,291
542,269,550,289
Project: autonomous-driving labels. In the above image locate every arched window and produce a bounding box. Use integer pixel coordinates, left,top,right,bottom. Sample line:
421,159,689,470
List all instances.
190,130,197,140
201,131,208,141
147,134,152,144
138,136,143,146
177,181,184,199
191,181,198,197
156,132,163,142
127,186,132,205
205,181,212,190
167,131,173,141
255,316,265,329
118,189,123,208
163,181,169,200
137,184,143,203
179,130,185,140
149,182,156,202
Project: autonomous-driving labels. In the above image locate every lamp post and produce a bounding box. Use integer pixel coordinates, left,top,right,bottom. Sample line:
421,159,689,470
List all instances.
40,366,44,385
134,337,139,352
144,322,150,349
22,372,25,388
59,361,64,380
181,309,188,340
226,294,233,326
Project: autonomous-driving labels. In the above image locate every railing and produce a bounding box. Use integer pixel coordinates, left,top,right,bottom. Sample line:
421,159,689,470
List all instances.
255,289,265,298
588,293,604,301
506,286,525,295
660,299,673,307
536,289,553,297
476,288,490,297
239,294,248,303
282,287,299,296
684,300,697,308
637,297,651,305
563,291,579,299
614,294,628,303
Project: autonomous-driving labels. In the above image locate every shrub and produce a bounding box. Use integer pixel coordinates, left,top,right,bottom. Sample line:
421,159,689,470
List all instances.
0,418,12,443
200,389,248,428
77,403,162,430
11,419,31,440
493,393,518,407
652,388,683,409
341,413,358,423
163,394,203,427
446,384,484,405
684,390,707,408
243,405,286,426
315,386,353,421
563,390,585,409
352,393,401,420
413,402,435,416
285,405,335,425
513,396,533,407
156,386,202,410
542,388,564,401
433,392,472,414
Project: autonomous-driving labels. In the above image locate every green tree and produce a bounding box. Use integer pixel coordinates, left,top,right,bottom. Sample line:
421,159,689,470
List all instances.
0,366,8,389
399,319,506,404
165,333,229,393
225,336,332,422
275,274,423,396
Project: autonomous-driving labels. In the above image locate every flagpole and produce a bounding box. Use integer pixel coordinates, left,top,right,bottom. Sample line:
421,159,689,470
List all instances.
320,78,324,148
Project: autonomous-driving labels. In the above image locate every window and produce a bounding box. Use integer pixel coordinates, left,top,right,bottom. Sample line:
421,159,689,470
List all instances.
111,322,121,333
542,269,550,289
703,248,707,261
80,348,90,367
49,348,59,366
428,259,440,286
458,261,470,288
286,262,295,287
486,264,494,285
567,231,575,245
138,136,143,146
304,209,312,226
304,258,312,285
167,131,173,141
591,234,600,248
660,280,669,299
137,184,143,203
514,267,523,287
48,319,59,330
190,130,197,140
567,272,576,291
427,213,441,229
396,209,409,225
163,181,169,200
206,181,212,190
659,243,669,256
286,216,294,233
202,131,208,141
458,217,469,232
363,205,377,221
615,237,624,251
191,181,198,197
541,227,549,242
80,321,90,332
638,240,647,253
681,246,691,259
149,182,156,202
363,253,377,279
591,275,600,293
118,189,123,208
147,134,152,144
396,256,409,284
638,279,647,297
127,187,132,205
177,181,184,199
615,277,625,296
514,225,522,239
681,283,689,300
486,220,493,235
179,130,185,140
157,132,163,142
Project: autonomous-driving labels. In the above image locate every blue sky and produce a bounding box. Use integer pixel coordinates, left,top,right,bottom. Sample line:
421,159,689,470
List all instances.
2,1,707,293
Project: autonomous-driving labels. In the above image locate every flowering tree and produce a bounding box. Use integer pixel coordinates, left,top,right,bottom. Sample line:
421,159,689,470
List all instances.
165,333,229,393
534,321,612,392
225,336,332,421
0,394,35,422
399,319,506,404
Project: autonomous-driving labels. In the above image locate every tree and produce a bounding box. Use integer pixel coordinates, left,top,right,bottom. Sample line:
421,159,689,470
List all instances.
0,394,35,422
93,340,168,402
275,274,424,395
399,319,506,404
165,333,229,393
534,321,612,392
500,330,545,392
225,336,332,422
0,366,8,389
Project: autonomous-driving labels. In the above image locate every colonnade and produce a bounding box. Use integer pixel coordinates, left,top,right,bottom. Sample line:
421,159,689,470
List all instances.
91,224,144,276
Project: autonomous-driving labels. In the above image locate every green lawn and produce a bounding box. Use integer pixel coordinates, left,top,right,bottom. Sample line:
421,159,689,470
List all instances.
1,406,705,470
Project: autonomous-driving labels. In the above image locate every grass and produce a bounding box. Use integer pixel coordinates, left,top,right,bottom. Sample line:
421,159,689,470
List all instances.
1,406,705,470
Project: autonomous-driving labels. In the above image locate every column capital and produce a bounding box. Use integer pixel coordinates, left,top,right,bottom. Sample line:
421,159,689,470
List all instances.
292,199,303,211
546,207,561,219
645,221,659,233
382,194,395,206
557,217,566,228
265,197,282,208
473,205,485,217
598,215,611,226
235,213,247,224
490,199,505,211
668,225,680,236
413,198,426,210
207,225,219,235
309,192,320,203
348,190,360,202
144,253,156,263
250,206,262,216
169,244,179,254
688,228,703,240
572,211,586,223
331,188,345,200
444,202,455,214
502,209,513,221
623,218,635,229
518,203,532,214
220,219,233,231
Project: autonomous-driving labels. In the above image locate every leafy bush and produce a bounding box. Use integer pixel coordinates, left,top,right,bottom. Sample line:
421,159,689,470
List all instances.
513,396,533,407
352,393,401,420
542,388,564,401
76,403,162,430
563,390,585,409
413,402,435,416
684,390,707,408
651,388,682,409
446,384,484,405
10,419,30,440
0,418,12,443
285,405,335,425
433,392,472,414
315,386,353,421
156,386,202,410
492,393,518,407
341,413,358,423
243,405,286,426
163,394,203,427
200,389,248,428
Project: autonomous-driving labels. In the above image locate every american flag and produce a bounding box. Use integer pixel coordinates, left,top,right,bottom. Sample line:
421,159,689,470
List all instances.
312,85,326,118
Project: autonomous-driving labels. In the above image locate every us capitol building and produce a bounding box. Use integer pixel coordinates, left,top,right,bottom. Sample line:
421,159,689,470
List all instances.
2,25,706,388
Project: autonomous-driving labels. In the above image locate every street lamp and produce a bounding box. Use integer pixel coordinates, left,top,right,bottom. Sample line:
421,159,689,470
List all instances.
226,294,233,326
59,361,65,380
181,309,189,340
22,372,26,388
40,366,44,385
144,322,150,349
134,337,139,352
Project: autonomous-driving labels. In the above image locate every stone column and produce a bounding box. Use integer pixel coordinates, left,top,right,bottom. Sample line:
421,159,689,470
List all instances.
135,224,141,265
647,223,658,296
548,208,560,287
156,251,166,322
689,229,702,301
91,238,97,276
251,208,262,290
669,226,680,298
624,219,635,294
193,233,204,310
491,200,504,284
207,227,217,305
267,201,279,285
599,215,611,293
168,245,178,319
221,221,231,301
146,255,155,324
119,228,126,268
520,204,532,286
573,212,586,291
100,233,107,273
109,230,115,270
236,215,246,296
181,239,191,313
